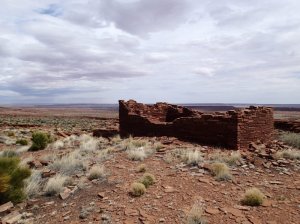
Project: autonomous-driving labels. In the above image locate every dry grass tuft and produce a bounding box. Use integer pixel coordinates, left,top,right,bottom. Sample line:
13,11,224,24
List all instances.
130,182,146,197
279,132,300,149
210,162,232,181
44,174,68,196
127,148,147,161
275,149,300,160
49,151,86,175
139,173,156,188
88,165,106,180
25,170,42,198
136,164,147,173
241,187,264,206
209,151,242,166
186,201,207,224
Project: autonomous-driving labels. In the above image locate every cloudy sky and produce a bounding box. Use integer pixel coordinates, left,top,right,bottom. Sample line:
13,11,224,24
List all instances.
1,0,300,104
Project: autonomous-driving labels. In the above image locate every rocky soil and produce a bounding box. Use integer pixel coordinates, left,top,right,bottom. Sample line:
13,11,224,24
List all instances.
0,108,299,224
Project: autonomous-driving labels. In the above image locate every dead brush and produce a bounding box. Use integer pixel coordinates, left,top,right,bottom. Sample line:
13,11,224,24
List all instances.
241,187,265,206
209,151,242,166
210,162,232,181
186,201,207,224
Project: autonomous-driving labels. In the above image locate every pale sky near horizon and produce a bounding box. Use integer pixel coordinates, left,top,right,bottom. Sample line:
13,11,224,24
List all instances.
0,0,300,104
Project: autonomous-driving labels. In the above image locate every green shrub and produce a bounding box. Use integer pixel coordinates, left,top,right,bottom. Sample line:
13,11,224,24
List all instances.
16,139,28,146
241,187,264,206
0,156,31,203
139,173,155,188
130,182,146,197
279,132,300,148
29,132,51,151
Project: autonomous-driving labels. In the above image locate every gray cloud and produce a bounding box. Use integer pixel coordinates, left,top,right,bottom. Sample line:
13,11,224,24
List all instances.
0,0,300,104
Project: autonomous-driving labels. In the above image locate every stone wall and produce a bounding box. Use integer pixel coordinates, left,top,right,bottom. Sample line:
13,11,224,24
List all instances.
119,100,274,149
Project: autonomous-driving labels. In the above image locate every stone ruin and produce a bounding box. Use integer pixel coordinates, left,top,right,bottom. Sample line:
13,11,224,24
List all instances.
119,100,274,150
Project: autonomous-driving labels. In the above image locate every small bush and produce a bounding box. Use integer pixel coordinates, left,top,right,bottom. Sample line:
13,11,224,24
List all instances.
279,132,300,148
186,202,207,224
275,149,300,160
210,162,232,181
0,156,31,203
137,164,146,173
139,173,155,188
51,140,64,150
130,182,146,197
44,174,68,196
241,187,264,206
16,139,28,146
88,165,106,180
29,132,51,151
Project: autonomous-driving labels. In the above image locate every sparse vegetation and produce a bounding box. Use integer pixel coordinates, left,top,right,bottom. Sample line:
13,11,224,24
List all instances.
49,151,86,175
16,139,28,146
186,202,207,224
139,173,155,188
209,151,242,166
29,131,51,151
275,149,300,160
88,165,106,180
127,148,147,161
0,156,31,203
279,132,300,148
130,182,146,197
137,164,146,172
25,170,42,198
44,174,68,196
1,150,18,158
210,162,232,181
241,187,264,206
183,149,203,165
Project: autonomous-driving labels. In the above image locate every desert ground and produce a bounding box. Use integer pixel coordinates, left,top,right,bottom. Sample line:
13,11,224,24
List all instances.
0,107,300,224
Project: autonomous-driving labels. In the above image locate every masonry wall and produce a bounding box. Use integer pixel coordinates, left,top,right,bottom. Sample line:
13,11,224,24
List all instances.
119,100,274,149
237,107,274,149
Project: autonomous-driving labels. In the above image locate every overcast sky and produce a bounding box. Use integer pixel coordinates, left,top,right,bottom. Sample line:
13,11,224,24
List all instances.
1,0,300,104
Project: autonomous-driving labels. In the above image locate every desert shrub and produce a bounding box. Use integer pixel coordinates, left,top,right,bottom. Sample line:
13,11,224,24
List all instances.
88,165,106,180
44,174,68,196
130,182,146,197
210,162,232,181
137,164,146,173
0,156,31,203
241,187,264,206
16,139,28,146
209,151,242,166
275,149,300,160
186,202,207,224
49,151,85,175
139,173,155,188
29,132,51,151
279,132,300,148
25,170,42,198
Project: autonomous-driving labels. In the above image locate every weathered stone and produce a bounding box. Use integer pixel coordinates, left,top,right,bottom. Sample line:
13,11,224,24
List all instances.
2,211,22,224
119,100,273,150
0,201,13,213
